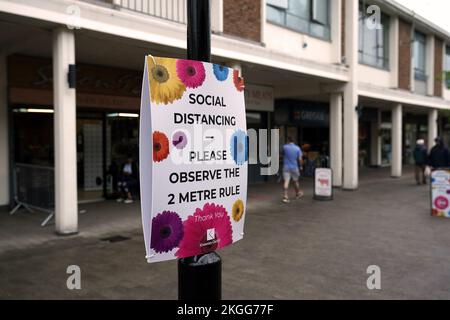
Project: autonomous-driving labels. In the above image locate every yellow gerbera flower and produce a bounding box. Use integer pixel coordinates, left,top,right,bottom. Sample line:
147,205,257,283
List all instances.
232,199,245,222
148,57,186,105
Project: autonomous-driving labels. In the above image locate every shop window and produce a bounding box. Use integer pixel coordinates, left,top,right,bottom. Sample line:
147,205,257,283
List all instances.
13,111,54,166
413,31,427,82
358,2,390,69
266,0,331,40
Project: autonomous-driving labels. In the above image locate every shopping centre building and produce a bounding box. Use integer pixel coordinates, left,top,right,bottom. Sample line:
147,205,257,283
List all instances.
1,0,450,234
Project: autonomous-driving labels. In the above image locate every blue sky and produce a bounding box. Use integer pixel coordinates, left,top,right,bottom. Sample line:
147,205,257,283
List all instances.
395,0,450,32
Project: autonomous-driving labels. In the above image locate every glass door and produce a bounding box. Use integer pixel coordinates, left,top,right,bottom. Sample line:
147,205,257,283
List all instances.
77,114,105,202
105,113,139,199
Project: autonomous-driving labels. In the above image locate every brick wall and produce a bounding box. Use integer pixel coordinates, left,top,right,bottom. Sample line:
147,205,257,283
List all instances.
398,19,412,90
434,38,444,97
223,0,261,42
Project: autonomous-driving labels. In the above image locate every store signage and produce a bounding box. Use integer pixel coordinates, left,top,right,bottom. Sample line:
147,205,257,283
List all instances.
431,169,450,218
291,104,329,126
314,168,333,201
245,84,274,112
8,55,142,109
140,56,248,263
8,55,142,96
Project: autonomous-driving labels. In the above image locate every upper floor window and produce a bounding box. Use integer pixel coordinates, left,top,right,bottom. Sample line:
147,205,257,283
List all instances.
413,31,427,82
358,2,390,69
266,0,331,40
445,46,450,89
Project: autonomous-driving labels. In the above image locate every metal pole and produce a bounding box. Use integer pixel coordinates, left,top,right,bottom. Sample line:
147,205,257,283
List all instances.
186,0,211,62
178,0,221,301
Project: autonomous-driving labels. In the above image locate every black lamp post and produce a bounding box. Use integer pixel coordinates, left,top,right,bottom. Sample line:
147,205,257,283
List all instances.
177,0,222,301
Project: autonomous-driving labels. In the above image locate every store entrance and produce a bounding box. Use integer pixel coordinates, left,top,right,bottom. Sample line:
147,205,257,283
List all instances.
77,113,104,202
247,111,268,184
11,103,140,205
76,112,140,202
105,113,139,199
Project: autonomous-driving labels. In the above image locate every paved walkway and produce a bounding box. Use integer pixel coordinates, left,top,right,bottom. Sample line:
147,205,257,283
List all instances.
1,167,450,299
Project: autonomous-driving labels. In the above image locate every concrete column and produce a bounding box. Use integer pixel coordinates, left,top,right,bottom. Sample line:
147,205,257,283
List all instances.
211,0,223,34
0,54,9,208
391,104,403,178
330,93,343,187
428,109,438,151
53,27,78,234
370,110,381,166
343,0,359,190
260,0,266,44
331,0,342,64
389,16,399,88
426,35,435,96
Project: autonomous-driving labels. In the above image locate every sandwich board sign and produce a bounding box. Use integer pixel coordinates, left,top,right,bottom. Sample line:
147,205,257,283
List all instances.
431,169,450,218
313,168,333,201
139,56,248,263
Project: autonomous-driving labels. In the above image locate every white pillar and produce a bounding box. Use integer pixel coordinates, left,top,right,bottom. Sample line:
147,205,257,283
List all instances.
389,16,399,88
428,109,438,151
53,27,78,234
0,54,9,207
211,0,223,34
343,0,359,190
426,35,435,96
330,93,343,187
331,0,342,64
391,104,403,178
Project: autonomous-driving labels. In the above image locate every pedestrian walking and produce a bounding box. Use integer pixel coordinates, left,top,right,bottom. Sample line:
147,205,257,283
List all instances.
427,137,450,170
282,137,304,203
413,139,427,185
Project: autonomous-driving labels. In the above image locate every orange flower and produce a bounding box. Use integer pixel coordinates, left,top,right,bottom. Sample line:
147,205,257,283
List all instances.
233,70,245,92
153,131,170,163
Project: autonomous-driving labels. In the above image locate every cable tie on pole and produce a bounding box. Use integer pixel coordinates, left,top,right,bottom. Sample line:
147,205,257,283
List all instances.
148,54,157,66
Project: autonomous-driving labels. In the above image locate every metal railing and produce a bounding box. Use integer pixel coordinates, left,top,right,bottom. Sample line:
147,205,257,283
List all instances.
112,0,187,24
10,163,55,227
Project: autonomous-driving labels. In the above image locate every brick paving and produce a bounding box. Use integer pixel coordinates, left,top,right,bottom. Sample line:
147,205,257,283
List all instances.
0,167,449,299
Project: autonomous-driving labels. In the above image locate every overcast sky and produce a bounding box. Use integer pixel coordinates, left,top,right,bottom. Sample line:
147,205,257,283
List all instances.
395,0,450,32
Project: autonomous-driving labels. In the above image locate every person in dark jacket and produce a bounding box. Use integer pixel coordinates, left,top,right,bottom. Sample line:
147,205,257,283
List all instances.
117,157,139,204
428,137,450,170
413,139,427,185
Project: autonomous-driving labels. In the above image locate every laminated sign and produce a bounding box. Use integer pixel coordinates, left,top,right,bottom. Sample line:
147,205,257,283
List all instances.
431,169,450,218
139,56,248,263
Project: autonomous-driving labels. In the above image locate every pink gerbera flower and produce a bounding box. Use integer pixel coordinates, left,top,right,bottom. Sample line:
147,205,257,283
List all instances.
175,203,233,258
176,59,206,89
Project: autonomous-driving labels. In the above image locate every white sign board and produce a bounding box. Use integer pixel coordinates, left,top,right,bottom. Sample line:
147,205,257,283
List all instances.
314,168,332,199
140,56,248,263
244,84,274,112
431,169,450,218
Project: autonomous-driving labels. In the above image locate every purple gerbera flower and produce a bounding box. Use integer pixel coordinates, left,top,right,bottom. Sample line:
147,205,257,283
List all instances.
151,211,184,254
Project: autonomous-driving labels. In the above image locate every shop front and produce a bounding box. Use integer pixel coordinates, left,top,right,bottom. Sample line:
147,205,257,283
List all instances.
274,99,329,149
244,84,274,184
274,99,329,176
8,55,141,203
403,113,428,165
